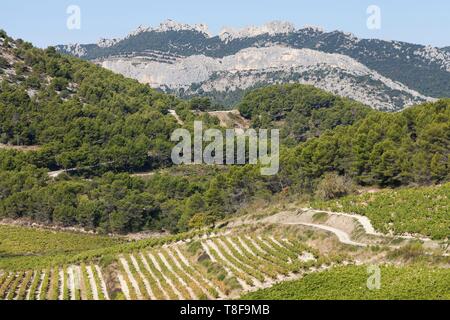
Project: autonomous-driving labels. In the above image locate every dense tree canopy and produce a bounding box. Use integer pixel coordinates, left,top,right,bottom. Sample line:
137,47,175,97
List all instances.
238,84,372,145
0,35,182,172
0,32,448,234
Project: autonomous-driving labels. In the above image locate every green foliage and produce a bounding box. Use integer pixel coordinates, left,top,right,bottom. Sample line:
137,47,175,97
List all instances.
0,222,212,271
0,56,9,69
0,36,448,238
0,225,123,257
189,97,212,111
0,224,123,270
39,269,50,300
311,183,450,240
315,173,355,200
241,265,450,300
0,39,180,172
279,99,450,188
238,84,371,145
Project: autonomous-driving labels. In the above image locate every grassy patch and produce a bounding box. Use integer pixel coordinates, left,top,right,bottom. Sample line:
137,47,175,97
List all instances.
241,265,450,300
310,183,450,240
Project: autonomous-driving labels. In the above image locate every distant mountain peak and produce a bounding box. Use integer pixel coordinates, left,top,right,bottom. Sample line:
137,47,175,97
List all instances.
54,20,450,103
219,21,297,42
127,24,151,37
156,19,211,36
300,25,325,33
94,20,212,49
127,19,211,38
97,37,121,48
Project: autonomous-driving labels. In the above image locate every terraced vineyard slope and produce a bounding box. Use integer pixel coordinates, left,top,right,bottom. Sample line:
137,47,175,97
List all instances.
0,232,329,300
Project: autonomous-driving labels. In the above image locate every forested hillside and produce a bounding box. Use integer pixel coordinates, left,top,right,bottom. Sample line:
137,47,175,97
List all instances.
56,20,450,101
0,30,180,173
0,31,449,235
278,99,450,187
238,84,372,145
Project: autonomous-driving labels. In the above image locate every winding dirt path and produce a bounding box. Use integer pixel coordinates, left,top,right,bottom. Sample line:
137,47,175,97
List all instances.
168,110,184,125
283,222,367,247
260,209,387,248
306,208,381,236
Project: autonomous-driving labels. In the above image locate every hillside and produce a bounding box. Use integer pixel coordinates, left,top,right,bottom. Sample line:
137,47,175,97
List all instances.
1,182,449,300
311,183,450,240
242,266,450,300
96,46,432,111
0,30,449,299
277,98,450,187
0,30,180,173
55,20,450,109
237,84,372,145
1,30,449,238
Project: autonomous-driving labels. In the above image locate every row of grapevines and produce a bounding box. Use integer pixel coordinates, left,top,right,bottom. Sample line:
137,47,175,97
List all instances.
90,265,106,300
118,258,138,300
228,237,283,278
123,255,148,300
140,253,178,300
240,237,292,273
131,253,164,300
152,252,191,299
160,250,206,299
167,247,219,299
204,241,254,286
173,247,223,298
6,271,24,300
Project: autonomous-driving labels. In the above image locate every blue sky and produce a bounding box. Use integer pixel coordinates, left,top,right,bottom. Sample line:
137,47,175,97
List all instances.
1,0,449,48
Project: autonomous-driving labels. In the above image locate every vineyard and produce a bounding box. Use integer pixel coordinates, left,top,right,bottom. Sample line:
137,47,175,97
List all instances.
310,183,450,240
0,264,109,300
0,224,125,271
1,193,448,300
241,265,450,300
0,230,334,300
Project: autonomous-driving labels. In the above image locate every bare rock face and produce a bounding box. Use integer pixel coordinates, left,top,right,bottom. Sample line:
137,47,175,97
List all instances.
97,46,433,111
55,20,450,109
219,21,296,43
413,45,450,72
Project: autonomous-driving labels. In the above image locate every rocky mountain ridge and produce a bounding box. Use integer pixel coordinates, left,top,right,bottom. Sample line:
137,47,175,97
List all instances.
55,20,450,109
